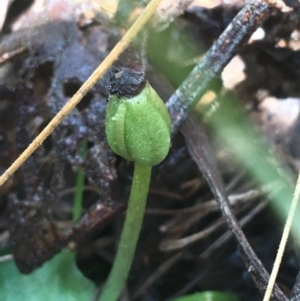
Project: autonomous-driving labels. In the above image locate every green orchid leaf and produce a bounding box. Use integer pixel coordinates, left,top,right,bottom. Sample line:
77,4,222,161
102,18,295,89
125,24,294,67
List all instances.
172,291,240,301
0,250,95,301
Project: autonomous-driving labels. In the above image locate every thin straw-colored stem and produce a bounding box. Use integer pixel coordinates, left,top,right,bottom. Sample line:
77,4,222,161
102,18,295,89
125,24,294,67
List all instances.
0,0,162,187
263,172,300,301
98,163,151,301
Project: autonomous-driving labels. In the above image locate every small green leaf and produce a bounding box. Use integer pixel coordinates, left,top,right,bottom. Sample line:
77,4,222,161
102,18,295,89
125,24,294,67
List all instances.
172,291,240,301
0,250,95,301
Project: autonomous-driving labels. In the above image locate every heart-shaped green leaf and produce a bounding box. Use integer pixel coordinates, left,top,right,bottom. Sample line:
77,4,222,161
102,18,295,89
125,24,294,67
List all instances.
0,250,95,301
172,291,240,301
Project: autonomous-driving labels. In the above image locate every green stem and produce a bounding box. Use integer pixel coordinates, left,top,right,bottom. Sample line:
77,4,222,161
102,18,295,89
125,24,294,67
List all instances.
72,141,87,222
72,168,84,222
99,163,152,301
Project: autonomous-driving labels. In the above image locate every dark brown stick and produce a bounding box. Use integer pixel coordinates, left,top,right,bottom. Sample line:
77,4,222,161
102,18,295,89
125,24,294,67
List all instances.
167,0,271,134
163,1,288,299
291,271,300,300
181,115,287,301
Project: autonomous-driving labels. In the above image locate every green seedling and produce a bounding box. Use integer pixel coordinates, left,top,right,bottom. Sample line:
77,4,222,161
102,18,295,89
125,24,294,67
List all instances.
99,67,171,301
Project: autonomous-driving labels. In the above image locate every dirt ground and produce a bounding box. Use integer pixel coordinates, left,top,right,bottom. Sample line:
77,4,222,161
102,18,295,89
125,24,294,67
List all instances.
1,1,300,300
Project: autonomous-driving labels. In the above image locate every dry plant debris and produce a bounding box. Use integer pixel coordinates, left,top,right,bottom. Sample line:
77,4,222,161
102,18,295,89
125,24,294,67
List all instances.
1,0,300,300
